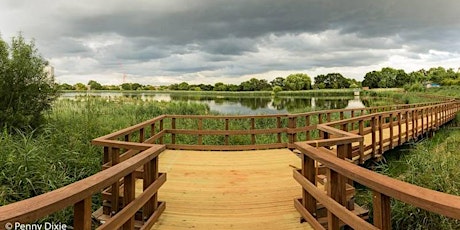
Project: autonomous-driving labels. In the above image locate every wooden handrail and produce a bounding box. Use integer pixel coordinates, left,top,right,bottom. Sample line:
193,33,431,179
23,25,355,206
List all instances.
295,143,460,219
0,145,166,229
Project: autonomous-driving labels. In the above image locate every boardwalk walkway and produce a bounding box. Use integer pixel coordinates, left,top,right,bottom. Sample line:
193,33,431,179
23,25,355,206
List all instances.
1,101,457,230
149,149,313,229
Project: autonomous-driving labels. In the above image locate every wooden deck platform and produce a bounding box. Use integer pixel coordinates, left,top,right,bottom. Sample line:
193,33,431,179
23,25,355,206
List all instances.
144,149,313,230
134,117,428,229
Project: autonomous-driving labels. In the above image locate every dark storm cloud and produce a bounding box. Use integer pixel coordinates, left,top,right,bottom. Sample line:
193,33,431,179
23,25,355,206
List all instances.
1,0,459,84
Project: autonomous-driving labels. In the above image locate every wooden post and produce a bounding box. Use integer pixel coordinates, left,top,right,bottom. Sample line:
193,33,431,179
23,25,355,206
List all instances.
389,113,394,149
397,112,402,146
140,128,145,143
378,115,383,155
103,146,109,165
111,147,120,214
327,167,346,230
405,111,409,142
305,115,310,141
198,118,203,145
359,120,364,164
150,123,156,141
302,154,317,219
421,109,425,136
143,159,153,219
288,117,296,144
277,117,282,143
171,118,176,144
123,172,135,230
412,110,416,139
225,118,229,145
74,197,92,230
292,117,297,142
371,116,376,158
350,110,355,130
251,118,256,145
159,119,164,144
318,114,324,139
373,191,391,230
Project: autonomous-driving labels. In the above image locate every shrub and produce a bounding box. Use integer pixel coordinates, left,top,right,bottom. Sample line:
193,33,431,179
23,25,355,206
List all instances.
0,34,58,130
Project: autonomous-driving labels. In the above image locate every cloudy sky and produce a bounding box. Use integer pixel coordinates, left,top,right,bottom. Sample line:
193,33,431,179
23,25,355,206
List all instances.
1,0,459,85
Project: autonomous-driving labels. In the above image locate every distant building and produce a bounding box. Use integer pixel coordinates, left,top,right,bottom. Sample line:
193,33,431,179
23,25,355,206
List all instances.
425,83,440,88
44,65,55,83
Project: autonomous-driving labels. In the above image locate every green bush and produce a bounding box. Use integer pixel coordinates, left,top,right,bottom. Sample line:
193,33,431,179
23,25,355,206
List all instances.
0,34,58,130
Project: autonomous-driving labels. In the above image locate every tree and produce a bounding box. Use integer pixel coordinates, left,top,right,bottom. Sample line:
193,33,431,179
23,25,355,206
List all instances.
74,83,87,90
58,83,75,90
214,82,227,91
284,73,311,90
121,83,132,90
314,73,350,89
178,82,189,90
88,80,102,90
270,77,286,89
362,71,381,88
0,34,58,130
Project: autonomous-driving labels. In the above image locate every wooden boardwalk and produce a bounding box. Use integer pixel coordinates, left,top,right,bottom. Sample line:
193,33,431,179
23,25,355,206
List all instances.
130,117,435,229
2,101,458,230
148,149,313,230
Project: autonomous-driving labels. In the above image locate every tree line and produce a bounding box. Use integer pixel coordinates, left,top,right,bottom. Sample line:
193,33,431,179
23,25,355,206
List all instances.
57,67,460,92
58,73,359,92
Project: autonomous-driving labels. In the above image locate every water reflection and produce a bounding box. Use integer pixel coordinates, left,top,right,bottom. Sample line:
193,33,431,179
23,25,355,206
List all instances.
61,92,387,115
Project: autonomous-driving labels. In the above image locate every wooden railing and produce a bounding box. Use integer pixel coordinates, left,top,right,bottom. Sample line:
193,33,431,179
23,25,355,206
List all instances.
0,99,458,229
0,145,166,230
90,101,445,152
293,100,460,229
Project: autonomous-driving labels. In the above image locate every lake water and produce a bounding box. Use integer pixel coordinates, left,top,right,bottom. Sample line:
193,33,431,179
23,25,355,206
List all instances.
61,92,390,115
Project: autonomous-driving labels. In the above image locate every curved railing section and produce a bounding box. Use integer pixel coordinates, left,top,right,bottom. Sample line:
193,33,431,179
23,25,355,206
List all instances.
0,99,458,230
293,101,460,229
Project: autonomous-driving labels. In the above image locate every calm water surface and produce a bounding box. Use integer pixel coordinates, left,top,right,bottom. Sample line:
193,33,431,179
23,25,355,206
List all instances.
61,92,391,115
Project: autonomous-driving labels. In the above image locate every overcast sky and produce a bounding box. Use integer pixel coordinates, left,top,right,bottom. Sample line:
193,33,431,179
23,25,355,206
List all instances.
1,0,459,85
